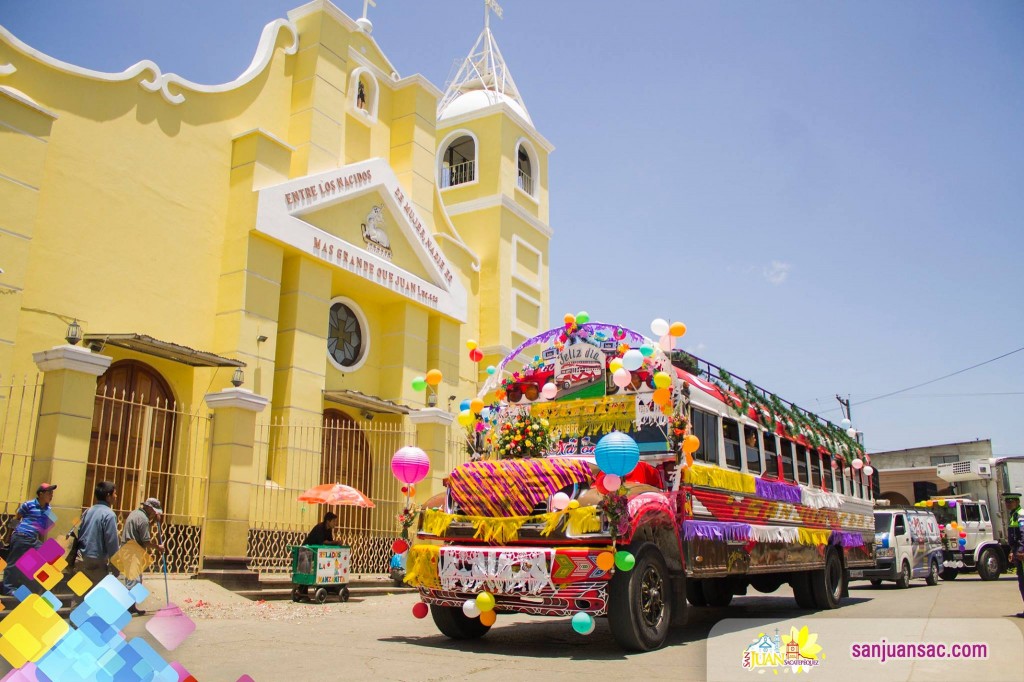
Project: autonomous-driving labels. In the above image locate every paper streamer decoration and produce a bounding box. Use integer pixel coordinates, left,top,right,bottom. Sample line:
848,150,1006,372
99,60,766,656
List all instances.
447,457,593,517
754,477,803,505
684,463,757,495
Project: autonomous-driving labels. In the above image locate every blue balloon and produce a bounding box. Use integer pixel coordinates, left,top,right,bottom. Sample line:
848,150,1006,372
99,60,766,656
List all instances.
571,611,595,635
459,399,471,412
594,432,640,477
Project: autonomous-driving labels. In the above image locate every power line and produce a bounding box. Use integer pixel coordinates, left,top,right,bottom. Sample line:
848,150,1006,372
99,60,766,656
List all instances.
853,346,1024,408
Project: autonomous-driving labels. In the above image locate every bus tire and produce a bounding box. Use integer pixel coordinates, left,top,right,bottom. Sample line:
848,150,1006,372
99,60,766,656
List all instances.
977,548,1001,581
608,542,672,651
686,579,708,607
430,604,492,640
940,567,958,581
895,560,911,589
925,560,939,586
701,578,733,607
791,572,816,609
810,548,844,609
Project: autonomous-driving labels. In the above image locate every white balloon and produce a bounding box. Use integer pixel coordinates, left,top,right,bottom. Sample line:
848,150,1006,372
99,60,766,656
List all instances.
846,427,857,438
541,382,558,400
650,318,670,337
840,418,851,428
550,492,570,511
863,465,874,477
851,458,864,470
462,599,481,618
613,368,632,388
658,334,674,352
622,349,644,371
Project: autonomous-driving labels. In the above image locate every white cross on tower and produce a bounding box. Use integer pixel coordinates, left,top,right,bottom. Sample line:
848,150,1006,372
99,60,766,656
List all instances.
362,0,376,20
485,0,503,30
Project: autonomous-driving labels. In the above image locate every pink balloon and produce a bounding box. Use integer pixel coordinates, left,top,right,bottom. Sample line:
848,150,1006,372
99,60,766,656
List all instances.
603,474,621,491
391,446,430,484
613,368,632,388
658,334,674,352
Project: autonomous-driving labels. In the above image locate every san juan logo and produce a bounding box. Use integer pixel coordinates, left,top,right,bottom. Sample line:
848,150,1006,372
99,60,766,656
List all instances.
742,626,824,673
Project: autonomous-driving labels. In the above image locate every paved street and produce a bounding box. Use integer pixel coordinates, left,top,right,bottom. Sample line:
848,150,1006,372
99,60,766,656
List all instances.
128,573,1024,681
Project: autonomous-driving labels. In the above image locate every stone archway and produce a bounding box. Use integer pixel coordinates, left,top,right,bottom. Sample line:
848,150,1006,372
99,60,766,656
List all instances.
879,491,910,506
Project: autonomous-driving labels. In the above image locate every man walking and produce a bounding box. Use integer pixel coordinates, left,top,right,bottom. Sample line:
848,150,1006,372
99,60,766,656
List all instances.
121,497,163,615
1,483,57,596
1005,493,1023,618
77,481,121,589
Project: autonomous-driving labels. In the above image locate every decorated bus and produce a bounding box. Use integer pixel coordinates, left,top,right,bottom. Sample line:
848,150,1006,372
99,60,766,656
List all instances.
402,316,875,651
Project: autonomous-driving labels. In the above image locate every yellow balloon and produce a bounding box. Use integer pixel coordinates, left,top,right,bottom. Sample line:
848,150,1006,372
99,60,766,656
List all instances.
682,435,700,454
425,369,443,386
480,610,497,626
609,358,623,373
653,372,671,389
476,592,495,612
470,398,485,414
457,410,474,427
466,339,478,351
669,321,687,337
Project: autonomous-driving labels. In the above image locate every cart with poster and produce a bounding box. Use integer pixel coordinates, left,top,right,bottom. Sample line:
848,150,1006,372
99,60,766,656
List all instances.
290,544,352,603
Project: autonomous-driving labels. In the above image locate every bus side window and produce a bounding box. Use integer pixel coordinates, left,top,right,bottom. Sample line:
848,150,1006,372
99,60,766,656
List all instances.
822,454,833,491
810,451,822,489
744,425,762,474
723,418,742,470
795,444,808,485
763,431,779,477
692,408,718,464
894,514,906,536
779,439,795,483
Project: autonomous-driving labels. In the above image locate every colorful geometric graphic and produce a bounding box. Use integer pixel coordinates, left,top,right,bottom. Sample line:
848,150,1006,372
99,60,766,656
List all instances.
145,605,196,652
111,540,154,581
0,594,69,668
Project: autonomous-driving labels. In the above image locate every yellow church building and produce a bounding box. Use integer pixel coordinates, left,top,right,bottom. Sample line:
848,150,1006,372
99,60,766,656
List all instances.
0,0,552,575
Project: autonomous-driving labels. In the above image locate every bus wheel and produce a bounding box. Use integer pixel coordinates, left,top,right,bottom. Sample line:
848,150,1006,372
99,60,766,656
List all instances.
608,542,672,651
977,548,1001,581
810,548,844,609
686,579,708,607
925,560,939,586
701,578,733,607
430,604,492,640
940,567,958,581
791,572,816,609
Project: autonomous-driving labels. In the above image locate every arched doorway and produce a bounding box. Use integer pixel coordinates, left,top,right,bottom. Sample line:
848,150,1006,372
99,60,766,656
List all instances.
88,360,176,517
321,409,374,569
879,491,910,506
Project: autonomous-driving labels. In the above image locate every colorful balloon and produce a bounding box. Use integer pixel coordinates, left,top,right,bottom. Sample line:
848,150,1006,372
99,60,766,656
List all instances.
603,474,621,491
541,382,558,400
412,602,429,619
612,368,632,388
563,313,576,325
457,410,474,427
669,321,687,337
851,458,864,470
469,348,484,362
462,599,481,618
550,492,570,511
391,446,430,484
391,538,409,554
658,334,674,352
614,550,635,571
476,592,495,612
682,435,700,454
459,399,471,412
486,365,496,375
479,610,497,626
595,432,640,477
622,349,644,371
470,398,485,414
652,388,671,406
571,612,595,635
653,371,672,389
596,552,615,571
650,318,670,337
466,339,478,351
411,376,427,391
576,311,590,324
639,344,655,358
609,358,624,373
425,369,443,386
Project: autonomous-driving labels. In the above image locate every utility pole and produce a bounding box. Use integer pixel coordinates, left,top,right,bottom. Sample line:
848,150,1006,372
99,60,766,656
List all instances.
835,394,851,423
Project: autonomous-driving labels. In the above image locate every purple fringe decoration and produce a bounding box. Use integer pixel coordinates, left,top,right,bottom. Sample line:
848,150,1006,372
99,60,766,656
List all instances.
496,323,647,376
831,531,865,548
755,478,803,504
682,520,753,543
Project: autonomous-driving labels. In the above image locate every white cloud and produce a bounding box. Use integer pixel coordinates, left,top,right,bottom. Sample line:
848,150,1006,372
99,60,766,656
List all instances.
763,261,791,285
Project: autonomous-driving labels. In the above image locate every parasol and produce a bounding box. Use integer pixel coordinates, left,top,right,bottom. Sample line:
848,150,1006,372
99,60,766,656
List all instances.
298,483,375,507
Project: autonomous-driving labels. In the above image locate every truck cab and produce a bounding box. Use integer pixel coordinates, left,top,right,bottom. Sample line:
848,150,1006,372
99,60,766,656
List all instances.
928,497,1004,581
851,507,942,588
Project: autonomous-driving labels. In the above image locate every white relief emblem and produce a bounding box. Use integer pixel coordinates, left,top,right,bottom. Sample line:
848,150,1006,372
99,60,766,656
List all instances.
361,204,392,260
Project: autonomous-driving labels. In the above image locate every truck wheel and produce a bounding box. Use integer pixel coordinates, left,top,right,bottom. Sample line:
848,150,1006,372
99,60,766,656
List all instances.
608,543,672,651
895,561,911,589
810,548,844,609
977,549,1001,581
686,579,708,607
925,560,939,586
791,572,816,609
939,567,958,581
701,578,733,607
430,604,492,640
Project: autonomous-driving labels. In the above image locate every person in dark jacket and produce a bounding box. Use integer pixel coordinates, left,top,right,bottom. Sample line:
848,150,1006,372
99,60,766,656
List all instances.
303,512,339,546
1004,493,1023,617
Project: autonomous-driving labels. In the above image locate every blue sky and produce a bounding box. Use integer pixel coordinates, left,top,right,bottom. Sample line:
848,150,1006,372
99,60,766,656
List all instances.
2,1,1022,456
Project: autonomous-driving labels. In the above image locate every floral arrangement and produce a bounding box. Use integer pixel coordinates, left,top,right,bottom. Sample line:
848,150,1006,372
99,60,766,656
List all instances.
667,413,690,455
397,506,416,540
496,415,553,459
597,490,630,539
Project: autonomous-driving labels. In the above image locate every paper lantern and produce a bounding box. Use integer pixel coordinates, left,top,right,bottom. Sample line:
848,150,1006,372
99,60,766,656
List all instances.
425,369,443,386
622,349,644,371
391,446,430,484
541,382,558,400
595,432,640,477
650,318,669,337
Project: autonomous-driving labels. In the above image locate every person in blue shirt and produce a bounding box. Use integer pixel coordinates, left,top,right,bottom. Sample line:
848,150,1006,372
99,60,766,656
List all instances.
2,482,57,596
77,481,121,589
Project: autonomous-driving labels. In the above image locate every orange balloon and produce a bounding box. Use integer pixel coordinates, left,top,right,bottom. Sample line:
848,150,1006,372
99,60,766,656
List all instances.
669,322,687,337
470,398,485,413
425,369,443,386
563,313,576,324
479,609,497,626
682,434,700,454
652,388,671,406
596,552,615,571
684,451,694,468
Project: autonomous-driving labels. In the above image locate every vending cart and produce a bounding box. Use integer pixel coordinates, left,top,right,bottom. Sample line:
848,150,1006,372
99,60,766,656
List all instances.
290,544,352,603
